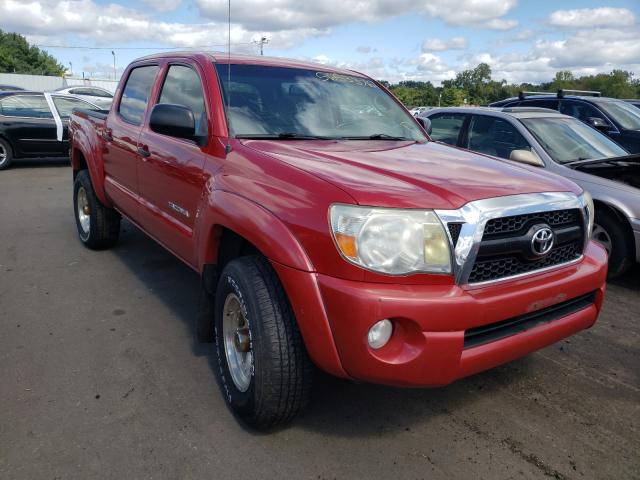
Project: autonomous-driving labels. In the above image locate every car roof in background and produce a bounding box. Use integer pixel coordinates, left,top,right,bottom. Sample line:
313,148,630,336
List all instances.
422,106,573,120
0,91,44,98
494,94,628,105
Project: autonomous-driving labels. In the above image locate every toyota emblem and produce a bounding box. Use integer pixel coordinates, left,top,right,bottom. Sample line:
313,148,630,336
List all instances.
531,227,554,256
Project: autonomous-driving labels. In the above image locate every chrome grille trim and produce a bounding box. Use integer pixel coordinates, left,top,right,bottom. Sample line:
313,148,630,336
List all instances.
435,192,590,286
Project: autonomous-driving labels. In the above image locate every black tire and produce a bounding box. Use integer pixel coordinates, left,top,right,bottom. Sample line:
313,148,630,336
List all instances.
593,209,634,278
0,137,13,170
213,255,313,429
73,170,120,249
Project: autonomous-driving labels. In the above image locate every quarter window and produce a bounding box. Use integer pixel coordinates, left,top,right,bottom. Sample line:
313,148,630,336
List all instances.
158,65,208,136
119,65,159,125
428,113,466,145
0,95,52,118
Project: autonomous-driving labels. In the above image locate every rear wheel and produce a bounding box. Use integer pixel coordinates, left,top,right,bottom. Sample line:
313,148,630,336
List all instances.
592,209,634,278
213,255,313,429
0,138,13,170
73,170,120,249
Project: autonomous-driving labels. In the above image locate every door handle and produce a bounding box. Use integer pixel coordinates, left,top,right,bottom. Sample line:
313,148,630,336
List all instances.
137,145,151,158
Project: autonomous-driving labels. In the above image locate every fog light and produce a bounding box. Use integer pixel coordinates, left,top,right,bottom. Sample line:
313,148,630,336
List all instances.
367,319,393,349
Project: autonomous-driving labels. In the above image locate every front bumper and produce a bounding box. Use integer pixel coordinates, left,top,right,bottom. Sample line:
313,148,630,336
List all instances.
310,241,607,387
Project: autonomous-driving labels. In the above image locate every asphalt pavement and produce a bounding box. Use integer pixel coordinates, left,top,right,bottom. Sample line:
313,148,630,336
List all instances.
1,162,638,479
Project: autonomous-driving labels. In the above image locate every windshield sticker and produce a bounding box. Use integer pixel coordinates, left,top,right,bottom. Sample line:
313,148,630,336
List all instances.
315,71,376,88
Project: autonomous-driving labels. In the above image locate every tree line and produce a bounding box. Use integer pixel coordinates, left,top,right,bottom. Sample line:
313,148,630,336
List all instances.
381,63,640,107
0,30,66,76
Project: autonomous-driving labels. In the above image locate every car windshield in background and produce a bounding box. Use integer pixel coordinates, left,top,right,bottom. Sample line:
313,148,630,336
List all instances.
521,117,628,163
215,65,426,141
597,100,640,131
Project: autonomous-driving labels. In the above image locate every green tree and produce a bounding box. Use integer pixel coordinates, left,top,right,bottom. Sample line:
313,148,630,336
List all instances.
0,30,65,76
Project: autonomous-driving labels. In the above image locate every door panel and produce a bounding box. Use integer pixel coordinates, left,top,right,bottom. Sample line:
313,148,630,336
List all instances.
0,95,62,157
102,65,159,221
138,63,209,265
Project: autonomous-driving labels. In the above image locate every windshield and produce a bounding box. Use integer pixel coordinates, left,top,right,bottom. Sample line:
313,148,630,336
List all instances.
521,117,628,163
597,100,640,130
215,64,426,141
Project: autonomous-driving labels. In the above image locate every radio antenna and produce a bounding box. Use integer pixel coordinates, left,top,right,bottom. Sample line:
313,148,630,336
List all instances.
225,0,232,154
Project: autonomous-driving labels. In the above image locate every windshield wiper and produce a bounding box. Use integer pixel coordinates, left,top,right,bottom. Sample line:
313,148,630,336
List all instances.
565,153,640,167
235,132,333,140
341,133,414,141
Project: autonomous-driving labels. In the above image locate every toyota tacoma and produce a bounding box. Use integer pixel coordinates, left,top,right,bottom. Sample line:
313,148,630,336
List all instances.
69,52,608,429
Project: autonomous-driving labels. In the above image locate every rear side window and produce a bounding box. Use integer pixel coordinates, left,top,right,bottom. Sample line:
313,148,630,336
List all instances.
0,95,52,118
428,113,466,145
467,115,531,159
119,65,159,125
158,65,208,136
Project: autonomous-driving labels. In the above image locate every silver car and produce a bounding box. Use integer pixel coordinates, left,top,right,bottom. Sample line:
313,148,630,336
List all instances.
54,86,113,109
420,106,640,277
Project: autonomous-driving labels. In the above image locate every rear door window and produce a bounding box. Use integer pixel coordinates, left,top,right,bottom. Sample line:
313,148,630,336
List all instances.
158,65,208,136
428,113,467,145
52,96,99,118
0,95,52,118
466,115,532,159
119,65,159,125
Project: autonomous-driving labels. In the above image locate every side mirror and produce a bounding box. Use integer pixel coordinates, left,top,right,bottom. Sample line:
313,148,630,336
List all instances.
588,117,609,131
416,116,432,135
150,103,196,140
510,149,544,167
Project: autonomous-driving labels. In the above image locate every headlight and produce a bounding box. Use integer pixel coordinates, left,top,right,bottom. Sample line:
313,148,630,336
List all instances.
329,204,452,275
580,190,595,236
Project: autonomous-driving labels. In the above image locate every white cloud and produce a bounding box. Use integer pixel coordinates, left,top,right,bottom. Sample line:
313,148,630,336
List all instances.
485,18,518,30
548,7,635,28
0,0,328,50
196,0,518,31
141,0,181,12
356,45,372,53
422,37,467,52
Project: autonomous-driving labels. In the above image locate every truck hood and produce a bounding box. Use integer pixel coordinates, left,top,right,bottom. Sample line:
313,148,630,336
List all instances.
241,139,581,209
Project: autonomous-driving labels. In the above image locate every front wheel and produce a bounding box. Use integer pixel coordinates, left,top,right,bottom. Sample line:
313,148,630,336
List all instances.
73,170,120,249
213,255,313,429
0,137,13,170
592,210,634,278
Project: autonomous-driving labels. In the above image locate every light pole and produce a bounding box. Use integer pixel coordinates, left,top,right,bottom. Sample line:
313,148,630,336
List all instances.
112,51,116,80
255,35,269,55
69,61,73,77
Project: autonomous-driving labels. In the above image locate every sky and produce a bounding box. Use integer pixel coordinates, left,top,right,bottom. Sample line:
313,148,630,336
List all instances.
1,0,639,85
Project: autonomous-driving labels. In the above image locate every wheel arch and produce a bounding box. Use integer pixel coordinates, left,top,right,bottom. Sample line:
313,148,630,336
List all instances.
195,191,347,378
593,199,636,259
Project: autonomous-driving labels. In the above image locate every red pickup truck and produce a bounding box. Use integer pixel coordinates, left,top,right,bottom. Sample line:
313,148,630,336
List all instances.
69,52,608,429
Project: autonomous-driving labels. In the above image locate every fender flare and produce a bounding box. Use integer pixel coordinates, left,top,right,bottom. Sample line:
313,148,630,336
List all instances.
195,189,314,273
71,131,109,205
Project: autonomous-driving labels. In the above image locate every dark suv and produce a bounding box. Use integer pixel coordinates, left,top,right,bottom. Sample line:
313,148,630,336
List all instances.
490,90,640,153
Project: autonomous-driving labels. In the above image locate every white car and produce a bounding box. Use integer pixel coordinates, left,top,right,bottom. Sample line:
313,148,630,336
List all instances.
54,86,114,109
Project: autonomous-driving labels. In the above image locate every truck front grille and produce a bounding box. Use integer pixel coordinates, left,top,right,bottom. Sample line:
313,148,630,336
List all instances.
483,209,579,238
468,208,584,284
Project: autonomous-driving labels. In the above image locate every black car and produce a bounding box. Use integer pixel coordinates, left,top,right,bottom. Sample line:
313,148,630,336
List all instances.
490,90,640,153
0,91,100,169
0,85,25,92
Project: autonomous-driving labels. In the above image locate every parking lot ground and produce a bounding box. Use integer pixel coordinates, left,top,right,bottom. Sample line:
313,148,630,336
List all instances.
1,163,639,480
